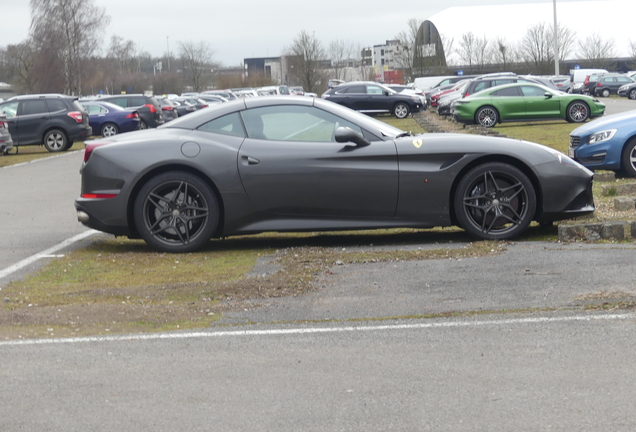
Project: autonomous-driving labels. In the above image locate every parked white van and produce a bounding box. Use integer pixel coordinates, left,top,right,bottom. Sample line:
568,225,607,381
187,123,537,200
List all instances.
413,76,456,91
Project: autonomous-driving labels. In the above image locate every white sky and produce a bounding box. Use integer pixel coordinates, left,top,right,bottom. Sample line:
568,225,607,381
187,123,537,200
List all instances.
0,0,614,66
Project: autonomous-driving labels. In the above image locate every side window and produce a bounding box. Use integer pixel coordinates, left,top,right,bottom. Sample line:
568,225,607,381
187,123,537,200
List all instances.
341,85,365,94
520,86,546,97
198,112,246,138
473,82,487,93
493,79,514,86
604,77,616,83
108,98,127,108
129,97,146,107
240,105,362,142
21,100,49,116
492,87,521,97
0,101,19,118
617,77,632,83
366,85,384,95
47,99,67,112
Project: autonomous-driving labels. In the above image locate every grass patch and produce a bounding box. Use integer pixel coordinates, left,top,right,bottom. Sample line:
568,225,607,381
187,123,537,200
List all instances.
491,120,578,154
0,141,85,167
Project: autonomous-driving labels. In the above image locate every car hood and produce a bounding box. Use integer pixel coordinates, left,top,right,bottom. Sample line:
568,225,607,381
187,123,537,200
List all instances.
571,109,636,135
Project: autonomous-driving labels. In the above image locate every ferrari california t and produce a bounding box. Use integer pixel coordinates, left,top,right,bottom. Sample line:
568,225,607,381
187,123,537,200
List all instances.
75,96,595,253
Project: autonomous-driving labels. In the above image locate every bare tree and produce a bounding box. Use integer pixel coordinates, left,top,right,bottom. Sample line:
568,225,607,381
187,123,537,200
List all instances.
30,0,109,95
3,40,40,93
393,19,422,81
108,36,137,75
490,37,518,71
179,41,214,92
520,22,575,74
577,34,616,68
458,32,489,71
286,31,327,94
328,39,357,82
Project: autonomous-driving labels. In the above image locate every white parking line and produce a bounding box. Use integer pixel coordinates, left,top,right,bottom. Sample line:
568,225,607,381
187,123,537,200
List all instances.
0,149,84,170
1,313,633,346
0,229,98,283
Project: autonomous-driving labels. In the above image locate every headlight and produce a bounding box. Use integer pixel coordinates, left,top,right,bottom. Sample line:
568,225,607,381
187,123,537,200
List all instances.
543,146,590,172
618,85,627,91
588,129,617,144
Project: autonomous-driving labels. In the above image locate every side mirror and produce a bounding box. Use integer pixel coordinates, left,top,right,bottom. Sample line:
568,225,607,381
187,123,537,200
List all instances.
335,127,370,147
544,92,553,98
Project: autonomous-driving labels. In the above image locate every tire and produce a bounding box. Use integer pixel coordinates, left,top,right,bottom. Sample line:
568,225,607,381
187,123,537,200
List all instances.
620,138,636,178
566,101,590,123
629,89,636,100
393,103,410,119
139,121,148,130
134,171,219,253
600,88,610,98
475,106,498,128
101,123,119,137
43,129,68,152
454,162,536,240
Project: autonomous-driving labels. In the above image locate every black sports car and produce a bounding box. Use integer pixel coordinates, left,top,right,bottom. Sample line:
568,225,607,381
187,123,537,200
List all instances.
75,96,595,253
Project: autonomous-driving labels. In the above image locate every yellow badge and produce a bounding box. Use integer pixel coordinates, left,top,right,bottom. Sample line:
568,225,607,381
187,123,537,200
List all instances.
412,139,422,149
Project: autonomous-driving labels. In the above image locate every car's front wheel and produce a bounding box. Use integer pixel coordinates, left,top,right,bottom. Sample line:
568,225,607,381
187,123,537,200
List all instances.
133,171,219,253
566,101,589,123
629,89,636,100
101,123,118,137
621,138,636,177
43,129,68,152
475,106,498,128
393,103,410,119
454,162,536,240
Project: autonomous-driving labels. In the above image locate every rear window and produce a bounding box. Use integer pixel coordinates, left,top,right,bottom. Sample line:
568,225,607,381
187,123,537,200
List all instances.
48,99,68,112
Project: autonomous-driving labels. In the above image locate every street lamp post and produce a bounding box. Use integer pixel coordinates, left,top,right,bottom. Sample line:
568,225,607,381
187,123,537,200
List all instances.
166,36,171,72
553,0,559,76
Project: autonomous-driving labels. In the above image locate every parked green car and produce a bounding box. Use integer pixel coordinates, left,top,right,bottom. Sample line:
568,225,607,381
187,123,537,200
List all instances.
452,83,606,128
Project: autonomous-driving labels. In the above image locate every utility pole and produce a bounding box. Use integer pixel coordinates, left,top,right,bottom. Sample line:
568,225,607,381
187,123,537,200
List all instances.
553,0,559,76
166,36,171,71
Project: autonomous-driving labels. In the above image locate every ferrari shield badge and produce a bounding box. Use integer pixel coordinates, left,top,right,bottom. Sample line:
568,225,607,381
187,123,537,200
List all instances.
412,139,422,149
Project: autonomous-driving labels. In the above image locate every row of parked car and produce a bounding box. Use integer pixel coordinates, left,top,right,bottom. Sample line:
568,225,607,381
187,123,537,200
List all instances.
0,86,318,154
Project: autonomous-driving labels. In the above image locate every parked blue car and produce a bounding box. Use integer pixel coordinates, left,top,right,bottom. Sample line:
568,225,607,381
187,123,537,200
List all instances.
569,109,636,177
80,101,141,137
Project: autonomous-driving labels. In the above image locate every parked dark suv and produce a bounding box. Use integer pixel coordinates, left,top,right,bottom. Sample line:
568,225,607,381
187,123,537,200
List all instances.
0,94,91,152
592,73,634,97
321,81,423,118
99,94,164,129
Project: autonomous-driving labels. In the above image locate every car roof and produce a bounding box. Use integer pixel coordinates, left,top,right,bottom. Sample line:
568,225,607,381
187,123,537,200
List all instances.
7,93,73,101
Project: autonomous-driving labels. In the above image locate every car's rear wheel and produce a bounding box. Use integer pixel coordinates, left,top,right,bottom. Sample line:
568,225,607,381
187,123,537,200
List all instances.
454,162,536,240
475,106,498,128
620,138,636,177
43,129,68,152
134,171,219,253
139,120,148,130
393,103,410,119
629,89,636,100
101,123,118,137
600,88,610,97
566,101,589,123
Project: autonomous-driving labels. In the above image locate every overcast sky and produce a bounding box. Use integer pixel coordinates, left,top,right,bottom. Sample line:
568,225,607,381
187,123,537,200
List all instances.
2,0,603,66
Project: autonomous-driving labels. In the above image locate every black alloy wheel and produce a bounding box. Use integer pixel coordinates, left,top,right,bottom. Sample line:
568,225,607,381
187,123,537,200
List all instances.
43,129,68,152
454,163,536,240
134,171,219,253
139,121,148,130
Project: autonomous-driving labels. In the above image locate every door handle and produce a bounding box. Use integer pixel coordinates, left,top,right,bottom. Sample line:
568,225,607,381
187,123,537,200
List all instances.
241,155,260,165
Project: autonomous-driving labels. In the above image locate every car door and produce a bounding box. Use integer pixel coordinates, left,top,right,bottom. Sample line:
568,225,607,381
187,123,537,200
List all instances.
336,85,367,111
488,86,525,120
520,85,560,118
237,104,398,218
17,99,51,145
365,84,391,112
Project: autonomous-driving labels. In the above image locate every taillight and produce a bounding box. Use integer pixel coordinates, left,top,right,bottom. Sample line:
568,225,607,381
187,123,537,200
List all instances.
201,104,208,108
464,92,470,97
144,103,157,113
162,106,174,111
68,111,83,122
81,193,118,199
596,82,603,87
84,142,110,162
126,112,140,119
584,76,590,85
